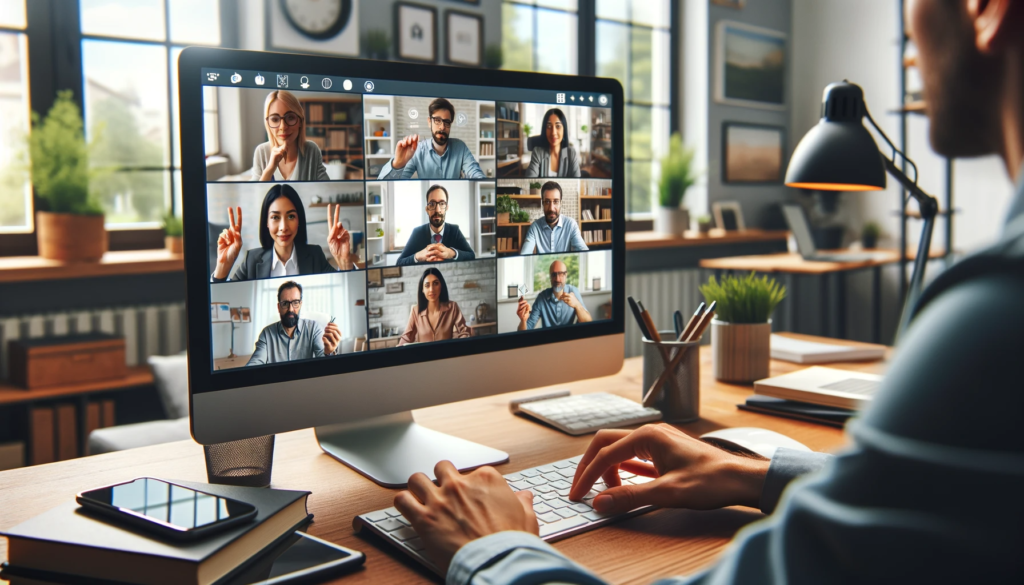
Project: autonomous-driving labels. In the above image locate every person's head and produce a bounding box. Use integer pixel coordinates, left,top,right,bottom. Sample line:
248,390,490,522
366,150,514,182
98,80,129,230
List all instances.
542,108,569,150
906,0,1024,161
277,280,303,328
259,184,308,250
541,181,562,224
417,267,450,311
549,260,568,290
428,98,455,146
263,90,306,153
425,184,449,228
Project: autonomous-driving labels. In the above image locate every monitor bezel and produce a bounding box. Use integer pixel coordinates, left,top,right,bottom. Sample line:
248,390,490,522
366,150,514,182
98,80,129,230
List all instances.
179,47,625,397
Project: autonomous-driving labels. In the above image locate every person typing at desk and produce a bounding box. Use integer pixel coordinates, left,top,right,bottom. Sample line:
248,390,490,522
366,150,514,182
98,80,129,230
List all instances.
247,281,340,365
394,184,475,266
516,260,591,331
393,1,1024,582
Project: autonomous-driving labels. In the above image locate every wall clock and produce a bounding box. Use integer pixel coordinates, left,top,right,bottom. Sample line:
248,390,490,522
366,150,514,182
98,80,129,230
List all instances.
280,0,353,40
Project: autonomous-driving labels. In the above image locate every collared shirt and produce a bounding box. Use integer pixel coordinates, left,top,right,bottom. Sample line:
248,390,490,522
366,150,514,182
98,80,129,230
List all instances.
245,317,326,366
414,224,458,262
377,137,485,180
520,216,589,255
270,246,299,277
525,284,586,330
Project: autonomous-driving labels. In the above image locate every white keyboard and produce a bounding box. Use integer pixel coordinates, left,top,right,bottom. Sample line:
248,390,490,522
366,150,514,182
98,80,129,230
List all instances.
515,393,662,435
353,455,656,574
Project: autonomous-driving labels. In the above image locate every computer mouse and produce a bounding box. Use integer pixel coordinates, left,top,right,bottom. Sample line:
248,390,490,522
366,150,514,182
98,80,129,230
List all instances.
699,427,811,459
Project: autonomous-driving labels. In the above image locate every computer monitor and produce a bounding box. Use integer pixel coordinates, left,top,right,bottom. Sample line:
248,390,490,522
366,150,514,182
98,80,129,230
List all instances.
179,48,625,487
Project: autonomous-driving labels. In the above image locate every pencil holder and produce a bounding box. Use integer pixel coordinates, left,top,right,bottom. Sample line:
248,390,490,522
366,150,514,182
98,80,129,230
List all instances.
642,332,700,423
204,434,275,488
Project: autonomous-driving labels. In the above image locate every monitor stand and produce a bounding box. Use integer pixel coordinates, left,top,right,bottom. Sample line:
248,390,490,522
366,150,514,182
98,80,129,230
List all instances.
315,411,509,488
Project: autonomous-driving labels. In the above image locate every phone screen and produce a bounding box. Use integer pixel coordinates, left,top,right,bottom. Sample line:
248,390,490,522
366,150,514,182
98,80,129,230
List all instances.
222,532,361,585
79,478,256,530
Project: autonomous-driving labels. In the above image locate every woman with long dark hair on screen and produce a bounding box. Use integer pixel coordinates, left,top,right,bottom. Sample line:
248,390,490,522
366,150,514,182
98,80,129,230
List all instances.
398,268,470,345
525,107,581,178
211,184,352,282
252,90,330,181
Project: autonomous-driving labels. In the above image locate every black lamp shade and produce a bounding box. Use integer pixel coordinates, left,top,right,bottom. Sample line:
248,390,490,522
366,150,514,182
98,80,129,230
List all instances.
785,82,887,191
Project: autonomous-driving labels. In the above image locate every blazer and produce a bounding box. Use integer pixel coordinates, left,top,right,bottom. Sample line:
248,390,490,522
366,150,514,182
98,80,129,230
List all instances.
211,244,335,282
395,223,476,266
525,143,581,178
398,301,470,345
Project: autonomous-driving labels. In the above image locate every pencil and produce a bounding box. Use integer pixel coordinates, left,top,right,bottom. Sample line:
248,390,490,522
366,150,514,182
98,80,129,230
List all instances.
678,302,705,342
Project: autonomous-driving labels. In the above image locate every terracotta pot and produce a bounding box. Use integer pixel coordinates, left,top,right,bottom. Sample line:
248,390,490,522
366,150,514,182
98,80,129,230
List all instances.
165,236,183,254
711,319,771,383
36,211,107,262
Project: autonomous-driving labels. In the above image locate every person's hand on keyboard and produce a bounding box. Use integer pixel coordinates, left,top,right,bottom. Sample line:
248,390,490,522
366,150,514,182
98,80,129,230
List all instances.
568,424,771,515
394,460,540,573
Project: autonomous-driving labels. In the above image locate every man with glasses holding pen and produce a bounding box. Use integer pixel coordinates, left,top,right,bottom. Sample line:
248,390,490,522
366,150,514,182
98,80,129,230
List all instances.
377,98,486,180
395,184,476,266
246,281,340,366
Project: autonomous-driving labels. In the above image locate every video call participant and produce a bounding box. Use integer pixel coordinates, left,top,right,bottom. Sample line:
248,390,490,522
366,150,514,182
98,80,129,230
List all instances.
516,260,591,331
377,98,485,180
398,268,470,345
525,108,582,178
212,184,353,282
395,184,475,266
520,181,589,254
246,281,340,365
252,90,329,181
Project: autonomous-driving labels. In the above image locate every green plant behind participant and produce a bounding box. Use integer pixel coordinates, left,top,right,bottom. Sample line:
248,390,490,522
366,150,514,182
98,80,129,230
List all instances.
28,90,102,216
162,211,183,237
699,272,786,324
658,132,698,209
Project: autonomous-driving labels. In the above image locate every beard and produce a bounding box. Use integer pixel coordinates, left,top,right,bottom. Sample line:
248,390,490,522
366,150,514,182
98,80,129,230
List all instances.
546,211,559,224
433,130,449,145
281,311,299,329
430,213,445,228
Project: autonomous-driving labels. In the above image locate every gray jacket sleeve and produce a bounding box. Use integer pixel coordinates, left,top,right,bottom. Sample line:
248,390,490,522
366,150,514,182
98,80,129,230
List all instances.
565,145,581,177
525,146,544,178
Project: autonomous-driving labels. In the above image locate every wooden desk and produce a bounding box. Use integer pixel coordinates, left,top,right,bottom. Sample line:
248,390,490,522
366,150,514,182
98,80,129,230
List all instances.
213,355,253,371
700,251,903,343
625,229,789,251
0,345,886,584
0,250,183,284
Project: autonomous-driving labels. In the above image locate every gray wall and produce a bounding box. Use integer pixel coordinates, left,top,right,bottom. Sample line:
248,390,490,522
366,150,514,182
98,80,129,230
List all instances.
359,0,501,65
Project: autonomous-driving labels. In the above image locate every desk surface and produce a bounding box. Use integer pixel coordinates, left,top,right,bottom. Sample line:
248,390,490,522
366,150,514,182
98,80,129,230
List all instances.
0,339,887,584
699,251,902,274
625,229,788,251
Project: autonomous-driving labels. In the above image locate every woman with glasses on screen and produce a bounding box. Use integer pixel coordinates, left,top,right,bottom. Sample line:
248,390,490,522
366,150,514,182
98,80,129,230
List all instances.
398,268,470,345
525,108,581,178
211,184,352,282
252,90,330,181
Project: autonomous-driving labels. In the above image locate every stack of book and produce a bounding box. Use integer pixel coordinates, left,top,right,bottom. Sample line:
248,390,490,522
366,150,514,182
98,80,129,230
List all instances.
582,229,608,244
0,480,311,585
497,238,519,253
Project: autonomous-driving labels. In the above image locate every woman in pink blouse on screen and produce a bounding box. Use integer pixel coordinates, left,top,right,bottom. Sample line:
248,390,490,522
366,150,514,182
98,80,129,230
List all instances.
398,268,470,345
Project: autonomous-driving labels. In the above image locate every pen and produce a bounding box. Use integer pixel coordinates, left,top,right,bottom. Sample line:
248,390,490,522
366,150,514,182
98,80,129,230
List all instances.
637,301,661,343
678,302,705,342
673,310,684,338
628,297,653,340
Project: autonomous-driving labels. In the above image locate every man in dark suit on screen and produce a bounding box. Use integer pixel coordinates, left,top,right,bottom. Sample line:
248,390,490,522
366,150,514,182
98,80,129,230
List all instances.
395,184,476,266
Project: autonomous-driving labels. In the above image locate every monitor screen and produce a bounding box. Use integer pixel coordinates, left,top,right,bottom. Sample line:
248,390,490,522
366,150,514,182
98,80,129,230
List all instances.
186,57,622,393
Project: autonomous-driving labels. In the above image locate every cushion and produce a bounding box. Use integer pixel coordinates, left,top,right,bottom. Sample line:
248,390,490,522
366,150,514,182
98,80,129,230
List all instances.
87,417,191,455
148,353,189,419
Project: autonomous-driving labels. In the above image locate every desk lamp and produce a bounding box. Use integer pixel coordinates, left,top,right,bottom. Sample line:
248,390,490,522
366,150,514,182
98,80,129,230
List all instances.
785,81,938,337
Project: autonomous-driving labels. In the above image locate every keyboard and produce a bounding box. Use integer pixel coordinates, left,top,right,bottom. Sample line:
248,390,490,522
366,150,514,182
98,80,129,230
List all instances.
513,392,662,436
353,455,656,574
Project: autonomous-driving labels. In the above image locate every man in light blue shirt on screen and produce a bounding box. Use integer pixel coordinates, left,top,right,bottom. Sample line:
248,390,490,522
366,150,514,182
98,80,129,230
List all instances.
520,181,589,254
516,259,591,330
377,98,485,180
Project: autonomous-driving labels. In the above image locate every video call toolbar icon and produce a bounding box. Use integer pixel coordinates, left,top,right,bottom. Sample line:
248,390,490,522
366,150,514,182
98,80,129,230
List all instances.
300,76,309,89
321,78,332,89
364,80,375,92
206,72,219,81
231,72,241,84
343,79,353,91
277,75,288,88
599,95,609,105
556,93,565,103
255,73,265,86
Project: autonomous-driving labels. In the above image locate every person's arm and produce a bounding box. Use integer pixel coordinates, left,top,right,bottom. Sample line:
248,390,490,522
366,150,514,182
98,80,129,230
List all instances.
379,135,420,179
566,146,581,178
450,304,470,339
449,227,475,261
564,290,592,323
525,296,541,330
310,323,326,359
245,329,268,366
460,142,486,179
310,143,330,181
519,222,538,255
251,145,265,181
524,146,542,178
569,219,589,251
397,306,418,346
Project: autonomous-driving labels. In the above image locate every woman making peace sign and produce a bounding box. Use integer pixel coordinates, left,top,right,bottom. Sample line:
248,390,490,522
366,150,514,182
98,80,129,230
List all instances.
211,184,353,282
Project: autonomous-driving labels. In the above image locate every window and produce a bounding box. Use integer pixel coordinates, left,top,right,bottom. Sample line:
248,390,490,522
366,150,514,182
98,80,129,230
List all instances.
0,0,30,233
390,182,425,250
80,0,222,228
596,0,671,217
501,0,579,75
255,275,353,340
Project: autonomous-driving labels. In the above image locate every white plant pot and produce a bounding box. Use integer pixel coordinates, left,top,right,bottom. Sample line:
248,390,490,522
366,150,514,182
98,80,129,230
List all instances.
711,319,771,383
655,206,689,236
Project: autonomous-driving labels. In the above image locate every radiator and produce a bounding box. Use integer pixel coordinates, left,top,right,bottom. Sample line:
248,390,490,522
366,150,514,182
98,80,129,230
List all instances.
624,269,706,358
0,303,188,380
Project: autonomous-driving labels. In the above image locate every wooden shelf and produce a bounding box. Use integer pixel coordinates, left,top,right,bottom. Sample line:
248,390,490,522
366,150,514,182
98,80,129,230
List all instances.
890,101,927,114
580,196,612,200
0,249,184,283
581,219,612,224
497,118,519,123
509,195,540,200
624,229,789,251
0,366,153,406
497,222,533,227
497,158,521,168
309,202,363,208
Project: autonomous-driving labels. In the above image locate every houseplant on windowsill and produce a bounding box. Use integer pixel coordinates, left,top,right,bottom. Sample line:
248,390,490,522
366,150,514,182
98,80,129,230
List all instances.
29,91,106,261
700,272,786,383
163,210,183,254
655,132,698,236
861,221,881,249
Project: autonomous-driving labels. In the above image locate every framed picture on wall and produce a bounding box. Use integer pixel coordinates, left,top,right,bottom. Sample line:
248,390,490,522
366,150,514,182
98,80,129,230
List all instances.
386,282,404,294
722,122,785,184
367,269,383,287
395,2,437,63
382,266,402,278
714,21,786,110
711,0,746,9
712,202,746,232
446,10,483,67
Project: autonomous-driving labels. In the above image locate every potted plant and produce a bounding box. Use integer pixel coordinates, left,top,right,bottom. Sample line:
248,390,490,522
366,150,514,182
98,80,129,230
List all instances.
29,91,106,261
497,194,516,224
700,272,786,383
656,132,698,236
523,123,533,151
529,181,542,195
163,210,183,254
484,44,503,70
861,221,881,249
512,209,532,224
697,214,714,234
363,29,389,60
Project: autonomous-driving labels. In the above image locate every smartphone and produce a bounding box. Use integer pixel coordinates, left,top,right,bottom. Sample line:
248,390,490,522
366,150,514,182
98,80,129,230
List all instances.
76,477,257,541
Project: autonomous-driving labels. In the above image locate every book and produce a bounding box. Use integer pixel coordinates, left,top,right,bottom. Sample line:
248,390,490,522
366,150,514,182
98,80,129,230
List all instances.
770,334,886,364
1,480,311,585
737,395,853,428
754,366,884,410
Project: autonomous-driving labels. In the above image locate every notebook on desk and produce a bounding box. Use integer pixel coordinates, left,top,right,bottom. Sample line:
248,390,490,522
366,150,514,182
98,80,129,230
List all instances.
770,334,886,364
754,366,883,410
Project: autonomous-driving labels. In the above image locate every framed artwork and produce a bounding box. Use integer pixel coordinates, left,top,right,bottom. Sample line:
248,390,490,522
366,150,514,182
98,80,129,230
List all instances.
395,2,437,63
714,21,786,110
382,266,402,278
445,10,482,67
367,307,383,318
230,308,242,323
592,278,601,292
386,282,404,294
711,0,746,9
722,122,785,184
367,269,383,287
507,285,519,299
240,308,251,323
712,202,746,232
